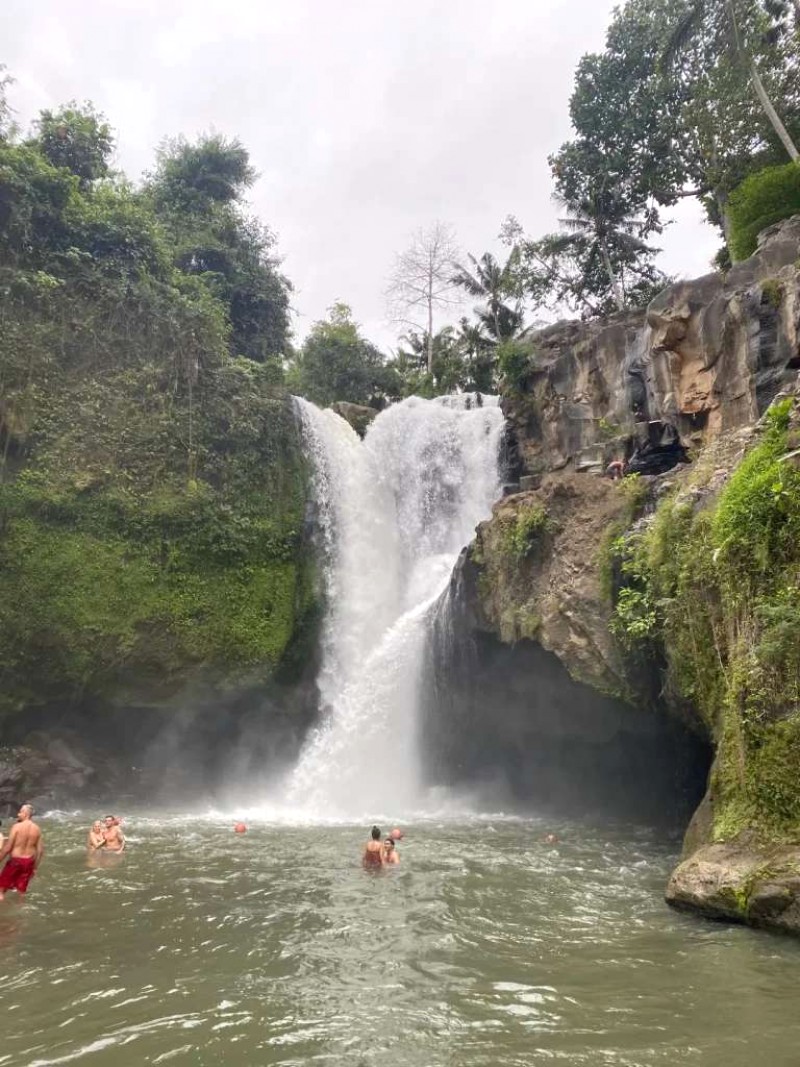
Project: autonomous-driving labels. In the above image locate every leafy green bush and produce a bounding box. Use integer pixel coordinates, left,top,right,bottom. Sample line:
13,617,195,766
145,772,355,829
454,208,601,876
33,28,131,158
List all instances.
497,339,533,393
728,162,800,262
505,502,551,559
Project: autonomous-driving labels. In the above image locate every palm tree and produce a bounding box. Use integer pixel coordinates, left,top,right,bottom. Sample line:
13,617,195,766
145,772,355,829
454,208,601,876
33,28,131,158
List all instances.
551,182,657,313
662,0,799,162
451,250,524,343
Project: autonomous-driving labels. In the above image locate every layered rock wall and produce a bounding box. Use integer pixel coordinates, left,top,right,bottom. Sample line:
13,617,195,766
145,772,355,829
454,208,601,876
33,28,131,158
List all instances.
448,217,800,936
506,215,800,480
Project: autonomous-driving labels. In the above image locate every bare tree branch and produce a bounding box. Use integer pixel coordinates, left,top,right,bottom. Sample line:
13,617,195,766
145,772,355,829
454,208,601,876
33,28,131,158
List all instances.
385,221,461,373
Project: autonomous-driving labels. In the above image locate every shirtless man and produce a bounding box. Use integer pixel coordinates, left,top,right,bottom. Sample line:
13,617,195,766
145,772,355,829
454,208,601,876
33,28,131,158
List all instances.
0,804,43,900
362,826,385,868
103,816,125,853
383,837,400,865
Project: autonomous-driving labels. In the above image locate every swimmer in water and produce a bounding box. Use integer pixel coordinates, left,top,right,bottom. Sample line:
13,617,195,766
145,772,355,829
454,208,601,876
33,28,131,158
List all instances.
103,815,126,853
383,837,400,865
0,804,43,900
363,826,385,868
87,821,105,851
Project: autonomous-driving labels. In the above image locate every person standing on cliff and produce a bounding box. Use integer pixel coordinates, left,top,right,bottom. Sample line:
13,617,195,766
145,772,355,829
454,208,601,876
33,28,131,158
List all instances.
0,805,44,900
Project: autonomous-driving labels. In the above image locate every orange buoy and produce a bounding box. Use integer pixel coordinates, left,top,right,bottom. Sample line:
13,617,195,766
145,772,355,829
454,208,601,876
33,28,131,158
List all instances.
234,822,247,834
389,828,404,841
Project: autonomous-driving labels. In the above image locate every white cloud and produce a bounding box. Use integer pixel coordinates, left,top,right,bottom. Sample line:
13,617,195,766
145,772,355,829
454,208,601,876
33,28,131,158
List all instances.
1,0,718,348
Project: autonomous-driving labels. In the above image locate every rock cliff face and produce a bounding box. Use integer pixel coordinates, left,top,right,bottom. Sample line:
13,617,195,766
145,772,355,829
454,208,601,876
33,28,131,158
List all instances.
506,214,800,480
450,216,800,936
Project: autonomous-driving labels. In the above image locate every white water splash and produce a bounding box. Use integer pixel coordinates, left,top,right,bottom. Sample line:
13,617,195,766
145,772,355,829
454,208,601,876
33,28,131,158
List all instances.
283,394,504,819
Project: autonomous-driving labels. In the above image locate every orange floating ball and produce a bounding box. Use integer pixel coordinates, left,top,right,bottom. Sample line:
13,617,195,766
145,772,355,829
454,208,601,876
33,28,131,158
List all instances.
234,822,247,834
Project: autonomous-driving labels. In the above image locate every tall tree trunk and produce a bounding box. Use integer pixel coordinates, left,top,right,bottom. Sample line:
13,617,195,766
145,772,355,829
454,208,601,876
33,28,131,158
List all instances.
747,59,799,161
600,240,625,312
727,0,800,161
715,185,735,249
427,288,434,374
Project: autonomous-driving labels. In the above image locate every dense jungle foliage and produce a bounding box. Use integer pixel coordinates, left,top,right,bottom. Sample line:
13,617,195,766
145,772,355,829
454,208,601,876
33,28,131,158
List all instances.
0,92,315,714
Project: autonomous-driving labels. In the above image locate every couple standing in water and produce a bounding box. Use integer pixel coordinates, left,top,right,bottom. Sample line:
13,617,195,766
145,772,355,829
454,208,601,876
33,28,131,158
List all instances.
87,815,126,857
362,825,401,868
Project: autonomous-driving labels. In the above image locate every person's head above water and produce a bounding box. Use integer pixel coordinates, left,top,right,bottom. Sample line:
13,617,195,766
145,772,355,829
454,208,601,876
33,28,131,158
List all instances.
384,838,395,851
18,804,32,821
371,826,381,841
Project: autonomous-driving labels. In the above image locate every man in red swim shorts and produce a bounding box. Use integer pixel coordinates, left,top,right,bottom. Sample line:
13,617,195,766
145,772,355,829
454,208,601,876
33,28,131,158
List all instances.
0,804,44,899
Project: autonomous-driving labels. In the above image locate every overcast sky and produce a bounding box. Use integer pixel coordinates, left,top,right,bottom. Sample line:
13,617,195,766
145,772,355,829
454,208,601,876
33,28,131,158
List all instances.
1,0,719,349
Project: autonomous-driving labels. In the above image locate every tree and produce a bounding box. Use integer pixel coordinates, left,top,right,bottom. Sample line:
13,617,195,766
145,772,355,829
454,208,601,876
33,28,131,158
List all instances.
34,102,114,186
289,303,398,407
386,222,460,374
0,67,14,142
451,249,525,342
552,179,661,312
149,136,291,364
554,0,800,244
512,190,668,320
662,0,799,162
152,134,255,213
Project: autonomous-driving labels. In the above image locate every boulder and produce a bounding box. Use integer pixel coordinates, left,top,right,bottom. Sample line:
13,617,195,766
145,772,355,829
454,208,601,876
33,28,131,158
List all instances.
667,843,800,936
330,402,378,437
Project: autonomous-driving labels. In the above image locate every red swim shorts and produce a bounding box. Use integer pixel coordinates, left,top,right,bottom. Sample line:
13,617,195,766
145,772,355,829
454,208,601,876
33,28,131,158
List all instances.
0,856,36,894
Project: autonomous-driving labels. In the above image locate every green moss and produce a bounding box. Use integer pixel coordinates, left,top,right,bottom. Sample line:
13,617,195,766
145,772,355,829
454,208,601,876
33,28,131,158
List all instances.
0,370,316,712
597,416,620,441
761,278,784,309
502,502,552,560
609,397,800,843
728,162,800,261
596,521,625,602
616,472,648,523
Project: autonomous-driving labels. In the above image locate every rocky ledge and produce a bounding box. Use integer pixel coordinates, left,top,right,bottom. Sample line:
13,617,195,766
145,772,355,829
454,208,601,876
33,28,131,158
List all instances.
462,216,800,937
667,844,800,935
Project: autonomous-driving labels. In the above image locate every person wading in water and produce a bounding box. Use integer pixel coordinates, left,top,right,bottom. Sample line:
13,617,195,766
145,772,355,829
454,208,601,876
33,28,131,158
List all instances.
383,837,400,865
103,816,125,853
0,804,43,900
363,826,385,868
87,821,105,852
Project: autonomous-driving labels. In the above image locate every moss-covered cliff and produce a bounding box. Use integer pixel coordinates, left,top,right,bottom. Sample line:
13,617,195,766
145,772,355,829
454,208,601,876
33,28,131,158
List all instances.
0,363,315,714
0,121,319,803
464,217,800,935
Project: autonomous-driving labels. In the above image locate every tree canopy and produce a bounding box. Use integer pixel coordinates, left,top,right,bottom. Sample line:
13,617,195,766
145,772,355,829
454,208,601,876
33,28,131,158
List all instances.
288,303,400,408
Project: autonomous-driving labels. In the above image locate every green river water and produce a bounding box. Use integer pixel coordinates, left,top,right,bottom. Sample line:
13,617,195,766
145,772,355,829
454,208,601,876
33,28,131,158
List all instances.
1,813,798,1066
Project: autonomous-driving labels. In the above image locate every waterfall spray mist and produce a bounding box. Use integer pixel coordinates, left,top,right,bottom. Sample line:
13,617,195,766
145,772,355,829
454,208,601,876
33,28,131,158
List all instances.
284,395,503,819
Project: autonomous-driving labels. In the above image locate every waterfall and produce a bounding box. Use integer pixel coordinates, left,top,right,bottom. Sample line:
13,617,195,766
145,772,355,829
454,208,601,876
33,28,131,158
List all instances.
284,394,504,819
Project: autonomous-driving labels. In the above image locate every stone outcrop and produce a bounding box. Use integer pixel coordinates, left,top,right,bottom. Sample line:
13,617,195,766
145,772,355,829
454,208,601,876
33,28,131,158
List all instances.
455,217,800,937
463,474,632,698
330,401,378,437
667,844,800,935
506,215,800,479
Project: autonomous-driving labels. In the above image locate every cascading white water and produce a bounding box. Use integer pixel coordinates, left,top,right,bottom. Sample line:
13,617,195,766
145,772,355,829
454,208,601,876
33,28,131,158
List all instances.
285,394,504,819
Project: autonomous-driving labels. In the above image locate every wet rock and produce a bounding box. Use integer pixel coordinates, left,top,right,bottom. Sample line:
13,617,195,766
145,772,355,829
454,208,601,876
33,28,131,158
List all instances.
666,843,800,936
330,402,378,437
504,215,800,480
0,737,95,811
